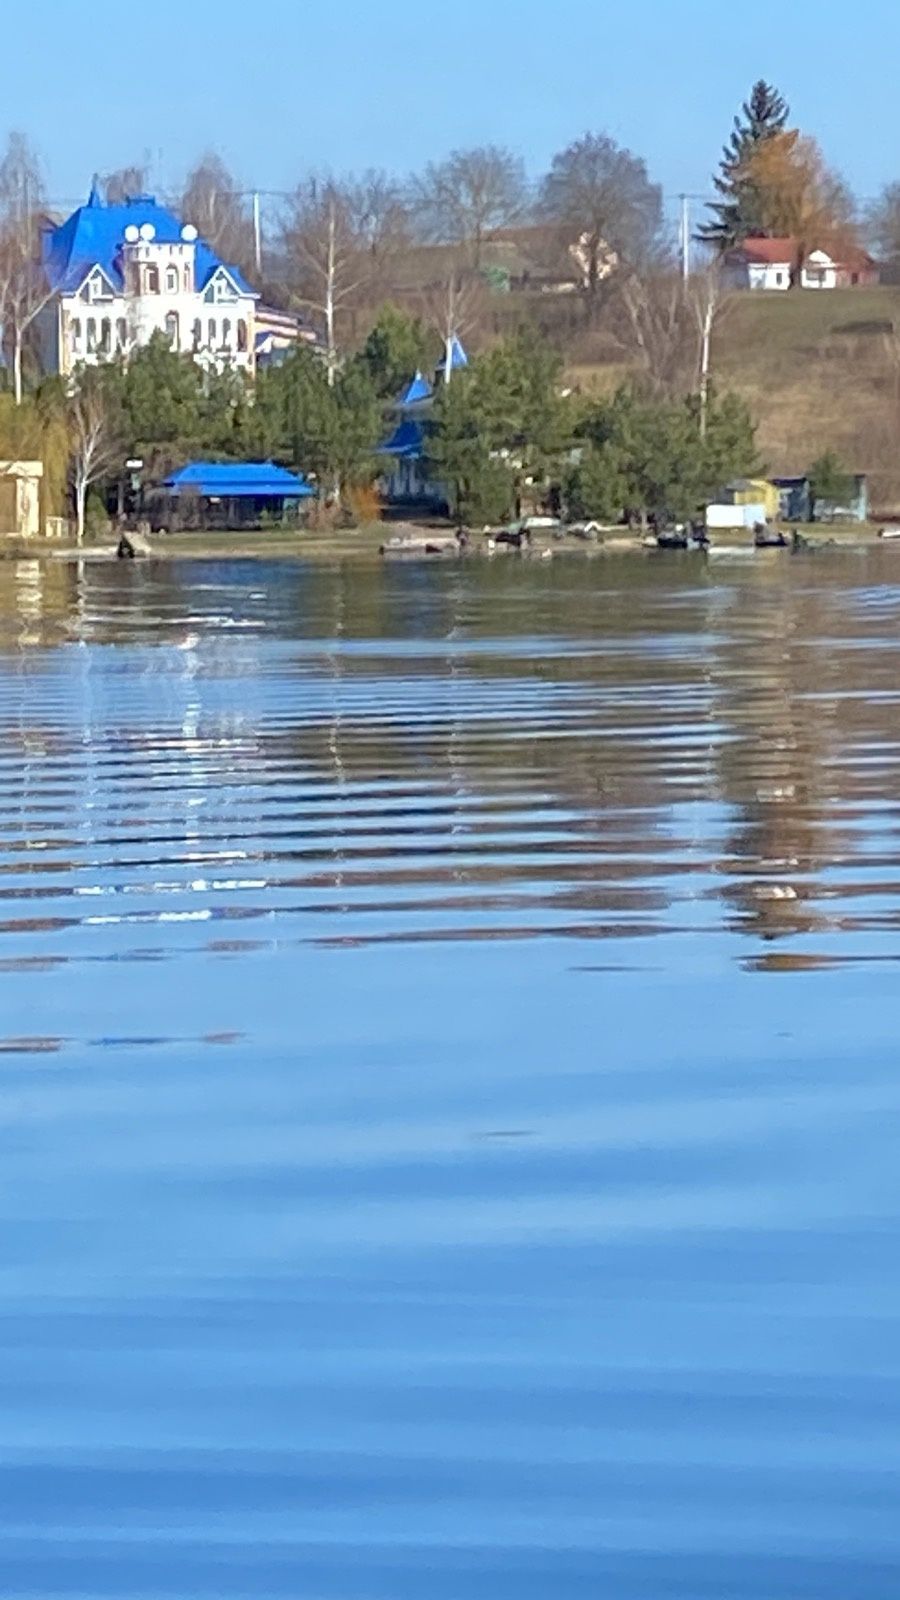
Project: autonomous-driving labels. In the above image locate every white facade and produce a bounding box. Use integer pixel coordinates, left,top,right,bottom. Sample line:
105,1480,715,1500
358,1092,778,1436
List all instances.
726,248,839,293
37,199,259,378
57,239,255,376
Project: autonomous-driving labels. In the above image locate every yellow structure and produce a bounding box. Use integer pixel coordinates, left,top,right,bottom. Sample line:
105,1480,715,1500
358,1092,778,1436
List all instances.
724,478,781,519
0,461,44,540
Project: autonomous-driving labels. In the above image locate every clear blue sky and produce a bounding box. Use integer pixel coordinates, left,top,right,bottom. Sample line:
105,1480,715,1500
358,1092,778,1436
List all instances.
11,0,898,213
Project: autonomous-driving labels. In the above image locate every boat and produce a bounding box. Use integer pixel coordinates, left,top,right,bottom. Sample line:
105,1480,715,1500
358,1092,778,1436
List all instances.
380,533,462,558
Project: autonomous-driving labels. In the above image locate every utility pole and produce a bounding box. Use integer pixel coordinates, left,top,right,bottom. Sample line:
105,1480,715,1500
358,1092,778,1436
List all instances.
680,194,691,282
252,191,262,277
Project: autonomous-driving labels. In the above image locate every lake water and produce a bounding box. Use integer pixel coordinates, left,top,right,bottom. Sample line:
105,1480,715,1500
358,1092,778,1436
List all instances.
1,549,900,1598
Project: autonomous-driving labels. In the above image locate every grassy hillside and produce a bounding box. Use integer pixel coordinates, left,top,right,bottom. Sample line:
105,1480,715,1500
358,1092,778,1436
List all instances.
715,288,900,501
570,287,900,513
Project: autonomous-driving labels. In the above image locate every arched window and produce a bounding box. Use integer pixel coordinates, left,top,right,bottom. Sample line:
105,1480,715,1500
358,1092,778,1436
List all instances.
237,319,248,353
183,264,192,292
116,318,128,351
221,318,231,349
70,317,82,352
165,266,178,293
165,311,180,349
100,318,111,354
86,317,98,352
192,318,202,351
208,318,216,348
146,264,160,294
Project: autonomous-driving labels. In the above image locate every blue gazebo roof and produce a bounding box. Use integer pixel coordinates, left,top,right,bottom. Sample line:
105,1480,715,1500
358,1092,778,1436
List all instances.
164,462,315,498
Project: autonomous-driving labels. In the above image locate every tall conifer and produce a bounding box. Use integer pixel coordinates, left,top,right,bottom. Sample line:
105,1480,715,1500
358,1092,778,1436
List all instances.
698,81,790,249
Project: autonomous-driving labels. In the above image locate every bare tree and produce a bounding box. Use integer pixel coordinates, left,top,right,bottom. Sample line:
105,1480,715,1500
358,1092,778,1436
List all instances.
0,133,54,404
68,372,120,545
351,170,411,264
102,162,150,204
688,262,733,438
867,181,900,265
282,179,366,384
410,145,527,268
539,132,664,314
420,265,485,381
617,271,691,398
178,152,254,275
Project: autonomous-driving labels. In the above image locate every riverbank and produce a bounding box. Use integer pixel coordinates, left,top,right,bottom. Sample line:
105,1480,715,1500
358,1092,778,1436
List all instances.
1,519,895,564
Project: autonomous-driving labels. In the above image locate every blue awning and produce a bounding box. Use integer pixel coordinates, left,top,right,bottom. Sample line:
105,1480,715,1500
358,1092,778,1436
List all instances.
164,461,315,498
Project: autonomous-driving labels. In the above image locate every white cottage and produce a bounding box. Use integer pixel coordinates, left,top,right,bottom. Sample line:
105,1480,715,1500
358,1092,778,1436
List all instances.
724,236,879,292
36,186,259,377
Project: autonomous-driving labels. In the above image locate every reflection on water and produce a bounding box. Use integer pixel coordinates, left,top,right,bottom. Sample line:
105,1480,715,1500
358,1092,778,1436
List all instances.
1,551,900,1597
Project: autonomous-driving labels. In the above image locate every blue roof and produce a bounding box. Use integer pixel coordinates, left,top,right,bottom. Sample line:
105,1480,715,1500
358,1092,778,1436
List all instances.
43,189,256,297
377,419,427,459
395,370,433,406
435,336,468,378
164,462,314,498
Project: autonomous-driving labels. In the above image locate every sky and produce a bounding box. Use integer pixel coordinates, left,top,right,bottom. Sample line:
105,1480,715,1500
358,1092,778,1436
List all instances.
9,0,899,223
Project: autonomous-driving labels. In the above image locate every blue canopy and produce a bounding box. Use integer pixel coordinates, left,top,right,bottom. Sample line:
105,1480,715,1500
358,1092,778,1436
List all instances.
377,420,427,459
164,462,315,498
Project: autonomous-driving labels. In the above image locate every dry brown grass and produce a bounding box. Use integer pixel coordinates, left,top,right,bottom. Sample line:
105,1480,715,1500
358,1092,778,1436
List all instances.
563,285,900,513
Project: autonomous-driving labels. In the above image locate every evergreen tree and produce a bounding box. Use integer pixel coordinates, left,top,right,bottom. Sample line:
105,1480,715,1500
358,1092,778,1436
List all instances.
357,305,437,399
249,344,381,500
698,81,790,250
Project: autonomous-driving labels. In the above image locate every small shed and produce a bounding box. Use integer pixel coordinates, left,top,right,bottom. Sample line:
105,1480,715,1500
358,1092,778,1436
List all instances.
723,478,781,519
772,474,869,524
162,461,315,528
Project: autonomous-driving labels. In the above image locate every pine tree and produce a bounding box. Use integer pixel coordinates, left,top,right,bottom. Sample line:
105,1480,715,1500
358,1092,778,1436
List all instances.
698,81,790,249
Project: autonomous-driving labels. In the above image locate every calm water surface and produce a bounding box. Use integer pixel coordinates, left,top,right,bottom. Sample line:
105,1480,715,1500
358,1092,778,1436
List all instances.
1,549,900,1597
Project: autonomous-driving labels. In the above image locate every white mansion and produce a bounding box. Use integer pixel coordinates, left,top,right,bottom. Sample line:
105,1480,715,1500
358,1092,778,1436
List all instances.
36,185,293,378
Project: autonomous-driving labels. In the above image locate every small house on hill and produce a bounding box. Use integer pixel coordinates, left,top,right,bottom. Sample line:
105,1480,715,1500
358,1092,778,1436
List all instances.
724,238,879,292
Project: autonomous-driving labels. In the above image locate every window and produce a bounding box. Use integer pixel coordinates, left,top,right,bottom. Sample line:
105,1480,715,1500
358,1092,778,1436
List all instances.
237,319,248,353
221,318,231,348
183,264,192,292
146,264,160,294
100,318,111,354
86,317,98,352
208,318,217,348
192,318,202,351
165,266,179,294
116,318,128,351
165,311,180,349
70,317,82,352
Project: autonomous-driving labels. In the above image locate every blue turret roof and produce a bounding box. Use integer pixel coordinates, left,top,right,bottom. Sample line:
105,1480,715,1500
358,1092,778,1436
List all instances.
395,370,433,406
377,419,427,459
42,191,257,297
438,335,468,376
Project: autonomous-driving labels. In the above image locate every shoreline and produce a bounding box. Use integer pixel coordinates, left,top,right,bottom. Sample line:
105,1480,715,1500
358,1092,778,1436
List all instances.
0,521,893,564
